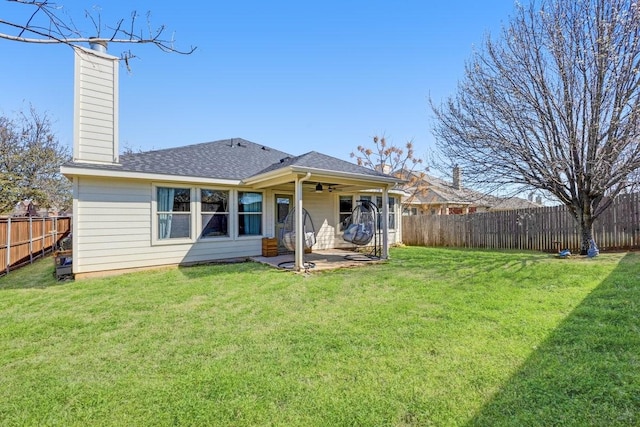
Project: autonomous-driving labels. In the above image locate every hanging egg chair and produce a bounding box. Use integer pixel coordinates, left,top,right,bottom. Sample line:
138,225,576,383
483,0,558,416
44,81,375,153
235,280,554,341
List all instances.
342,199,381,260
280,207,316,251
278,207,317,271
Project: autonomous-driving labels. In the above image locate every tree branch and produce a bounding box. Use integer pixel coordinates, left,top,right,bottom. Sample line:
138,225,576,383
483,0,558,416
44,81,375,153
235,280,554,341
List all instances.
1,1,196,64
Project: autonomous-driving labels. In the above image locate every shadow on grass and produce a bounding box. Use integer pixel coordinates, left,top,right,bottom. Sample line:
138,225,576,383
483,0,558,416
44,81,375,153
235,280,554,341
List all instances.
467,252,640,426
399,246,550,280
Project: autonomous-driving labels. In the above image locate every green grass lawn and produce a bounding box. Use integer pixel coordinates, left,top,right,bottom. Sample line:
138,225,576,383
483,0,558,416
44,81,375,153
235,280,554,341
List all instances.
1,247,638,426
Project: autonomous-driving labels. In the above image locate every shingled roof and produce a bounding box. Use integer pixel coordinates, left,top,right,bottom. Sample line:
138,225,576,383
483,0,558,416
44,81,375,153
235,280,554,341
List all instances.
63,138,393,182
253,151,389,178
404,171,540,210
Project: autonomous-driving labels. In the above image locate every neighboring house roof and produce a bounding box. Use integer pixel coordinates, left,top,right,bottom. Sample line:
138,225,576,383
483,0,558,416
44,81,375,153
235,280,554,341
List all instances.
488,196,540,211
62,138,399,187
402,171,540,210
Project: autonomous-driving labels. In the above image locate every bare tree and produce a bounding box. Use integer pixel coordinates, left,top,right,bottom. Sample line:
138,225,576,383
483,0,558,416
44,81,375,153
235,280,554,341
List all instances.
0,0,196,68
431,0,640,254
351,135,428,206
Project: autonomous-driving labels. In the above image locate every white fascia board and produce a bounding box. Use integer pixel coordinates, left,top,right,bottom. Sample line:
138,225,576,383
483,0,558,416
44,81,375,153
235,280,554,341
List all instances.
362,188,407,196
290,166,403,185
243,165,403,188
60,165,241,186
241,167,296,186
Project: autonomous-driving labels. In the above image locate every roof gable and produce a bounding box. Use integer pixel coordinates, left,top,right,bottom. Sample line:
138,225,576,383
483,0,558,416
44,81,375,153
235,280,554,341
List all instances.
251,151,390,179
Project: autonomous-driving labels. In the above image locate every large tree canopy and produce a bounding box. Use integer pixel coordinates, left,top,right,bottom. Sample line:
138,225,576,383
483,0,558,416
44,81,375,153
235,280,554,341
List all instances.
0,108,71,214
431,0,640,253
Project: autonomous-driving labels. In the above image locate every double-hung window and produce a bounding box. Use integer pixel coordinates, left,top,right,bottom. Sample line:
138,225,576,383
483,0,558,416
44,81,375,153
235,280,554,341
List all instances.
388,197,396,229
155,187,264,242
157,187,191,240
201,189,229,238
339,195,353,231
238,192,262,236
374,196,396,230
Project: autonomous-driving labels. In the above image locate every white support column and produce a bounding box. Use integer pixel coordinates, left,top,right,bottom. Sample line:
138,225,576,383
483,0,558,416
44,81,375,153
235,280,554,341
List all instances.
295,179,303,271
382,186,390,259
295,173,311,271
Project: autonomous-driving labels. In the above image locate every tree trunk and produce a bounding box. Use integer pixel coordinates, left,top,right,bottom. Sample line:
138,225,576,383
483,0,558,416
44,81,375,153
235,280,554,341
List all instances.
579,217,595,255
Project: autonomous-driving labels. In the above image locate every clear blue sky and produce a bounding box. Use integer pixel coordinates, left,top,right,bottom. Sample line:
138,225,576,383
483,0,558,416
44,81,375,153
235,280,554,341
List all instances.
1,1,521,163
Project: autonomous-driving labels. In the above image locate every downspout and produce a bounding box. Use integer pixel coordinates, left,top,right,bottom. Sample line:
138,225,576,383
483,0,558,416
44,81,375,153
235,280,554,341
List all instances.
295,172,312,271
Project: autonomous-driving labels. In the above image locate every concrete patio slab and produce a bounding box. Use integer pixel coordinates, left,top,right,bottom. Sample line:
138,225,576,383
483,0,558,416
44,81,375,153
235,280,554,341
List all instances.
250,249,383,272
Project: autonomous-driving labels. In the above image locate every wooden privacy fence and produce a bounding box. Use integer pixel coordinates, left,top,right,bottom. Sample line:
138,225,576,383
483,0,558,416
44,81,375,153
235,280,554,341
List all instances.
402,193,640,252
0,216,71,275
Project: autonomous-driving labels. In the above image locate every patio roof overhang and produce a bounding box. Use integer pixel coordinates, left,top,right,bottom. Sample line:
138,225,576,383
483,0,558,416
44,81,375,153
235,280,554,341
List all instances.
242,165,403,190
244,165,403,272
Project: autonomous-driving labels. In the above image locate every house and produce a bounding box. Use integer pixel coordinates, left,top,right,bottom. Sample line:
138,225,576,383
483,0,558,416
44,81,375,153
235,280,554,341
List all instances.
60,45,403,278
400,167,541,216
13,200,38,217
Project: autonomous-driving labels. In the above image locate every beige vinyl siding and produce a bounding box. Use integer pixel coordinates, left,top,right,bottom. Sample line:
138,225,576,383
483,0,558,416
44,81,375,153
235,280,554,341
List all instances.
303,192,337,250
291,192,402,251
263,189,276,238
74,177,261,275
73,47,119,164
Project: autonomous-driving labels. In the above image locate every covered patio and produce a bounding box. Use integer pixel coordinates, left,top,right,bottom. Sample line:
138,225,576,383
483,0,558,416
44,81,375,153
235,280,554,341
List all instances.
243,152,403,272
251,248,384,272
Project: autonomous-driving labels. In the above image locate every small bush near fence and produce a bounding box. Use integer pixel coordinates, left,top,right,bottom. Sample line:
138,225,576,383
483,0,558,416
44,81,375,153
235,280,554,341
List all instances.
0,216,72,275
403,193,640,253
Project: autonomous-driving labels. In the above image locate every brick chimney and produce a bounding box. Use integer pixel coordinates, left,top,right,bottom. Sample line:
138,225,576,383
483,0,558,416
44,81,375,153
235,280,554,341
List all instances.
73,41,119,164
452,165,462,190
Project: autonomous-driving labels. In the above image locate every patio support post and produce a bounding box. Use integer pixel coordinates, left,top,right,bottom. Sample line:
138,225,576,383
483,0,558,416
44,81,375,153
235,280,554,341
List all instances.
382,185,390,259
295,173,311,271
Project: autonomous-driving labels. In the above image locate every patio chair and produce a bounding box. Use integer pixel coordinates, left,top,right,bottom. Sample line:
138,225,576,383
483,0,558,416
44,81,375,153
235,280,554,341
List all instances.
278,207,317,270
342,199,381,260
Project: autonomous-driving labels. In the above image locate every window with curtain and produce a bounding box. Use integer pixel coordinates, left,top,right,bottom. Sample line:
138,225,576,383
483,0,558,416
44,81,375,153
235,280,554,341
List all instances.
201,189,229,238
238,192,262,236
339,195,353,231
157,187,191,239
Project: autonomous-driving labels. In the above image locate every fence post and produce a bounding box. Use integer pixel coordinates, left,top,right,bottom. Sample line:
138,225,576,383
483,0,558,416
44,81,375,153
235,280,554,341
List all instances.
6,218,10,274
29,216,33,264
41,217,46,259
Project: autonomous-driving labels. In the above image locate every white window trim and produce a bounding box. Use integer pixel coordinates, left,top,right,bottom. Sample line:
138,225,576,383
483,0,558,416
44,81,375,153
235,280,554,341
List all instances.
388,196,397,230
337,194,356,235
236,190,265,239
152,185,266,246
335,194,398,235
199,187,233,241
151,183,196,246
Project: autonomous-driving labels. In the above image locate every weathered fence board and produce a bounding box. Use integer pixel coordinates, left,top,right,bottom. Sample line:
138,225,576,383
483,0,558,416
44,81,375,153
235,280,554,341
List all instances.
402,193,640,252
0,216,71,275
